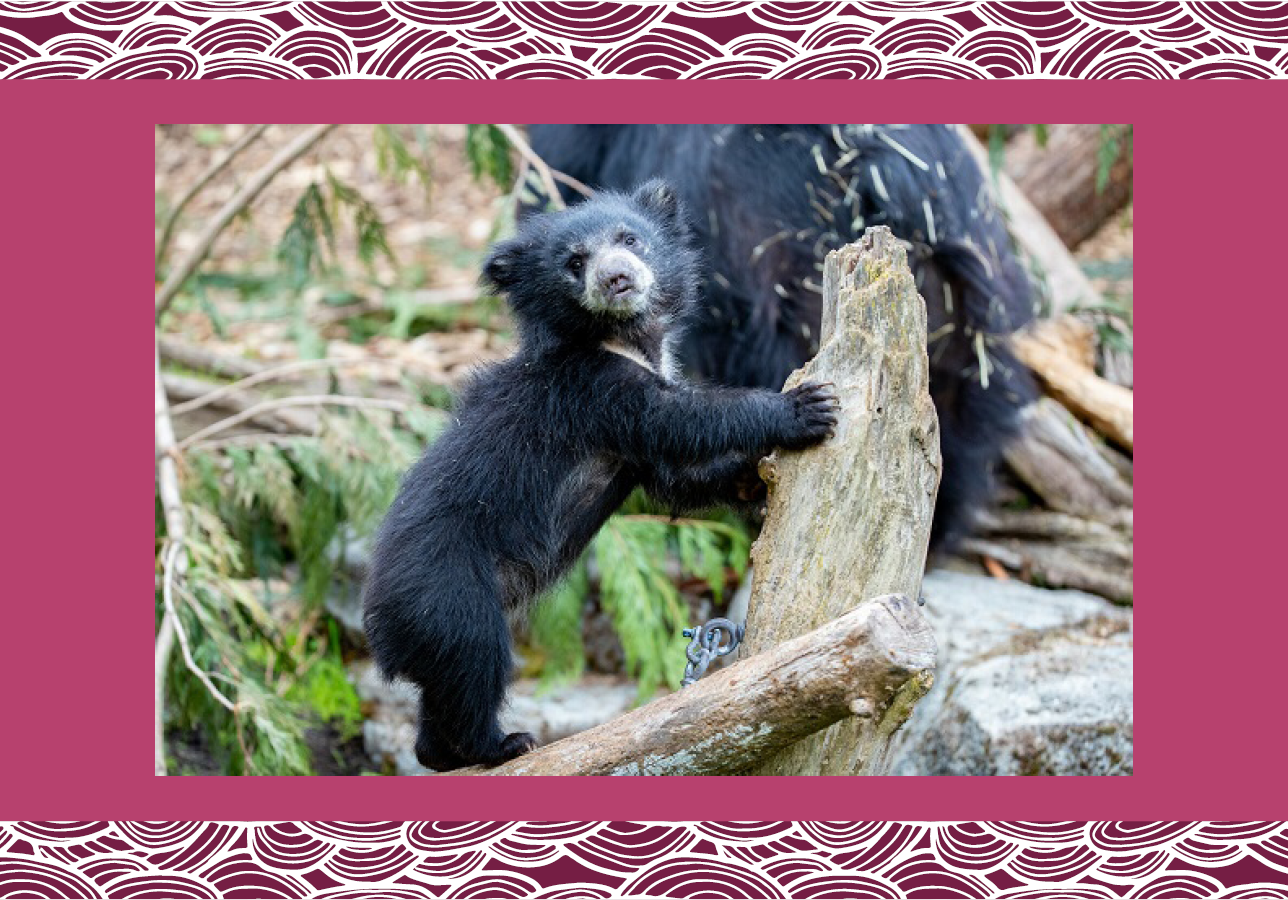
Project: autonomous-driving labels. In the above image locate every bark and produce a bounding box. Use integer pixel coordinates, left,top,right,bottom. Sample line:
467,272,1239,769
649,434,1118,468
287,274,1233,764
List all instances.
742,227,942,776
1006,124,1133,250
449,594,934,776
1004,398,1133,524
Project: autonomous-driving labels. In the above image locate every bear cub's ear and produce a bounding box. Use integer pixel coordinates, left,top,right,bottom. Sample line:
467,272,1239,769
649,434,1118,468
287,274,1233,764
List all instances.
482,238,525,291
631,179,686,236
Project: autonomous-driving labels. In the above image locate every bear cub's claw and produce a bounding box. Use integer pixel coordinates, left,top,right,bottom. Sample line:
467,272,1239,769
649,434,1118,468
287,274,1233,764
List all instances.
495,731,538,763
782,381,841,449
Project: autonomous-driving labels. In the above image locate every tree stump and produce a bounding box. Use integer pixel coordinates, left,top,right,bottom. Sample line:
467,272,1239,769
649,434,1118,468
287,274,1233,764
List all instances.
742,227,941,776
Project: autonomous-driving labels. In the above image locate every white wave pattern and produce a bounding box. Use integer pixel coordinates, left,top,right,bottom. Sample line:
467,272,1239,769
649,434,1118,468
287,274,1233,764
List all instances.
0,1,1287,78
1,822,1287,896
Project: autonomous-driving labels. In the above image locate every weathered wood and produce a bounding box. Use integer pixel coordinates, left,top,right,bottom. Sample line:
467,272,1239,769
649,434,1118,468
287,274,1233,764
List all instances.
1014,317,1134,452
979,508,1124,543
959,127,1105,316
1006,124,1133,250
1004,398,1133,522
742,227,942,776
447,594,934,776
962,537,1133,605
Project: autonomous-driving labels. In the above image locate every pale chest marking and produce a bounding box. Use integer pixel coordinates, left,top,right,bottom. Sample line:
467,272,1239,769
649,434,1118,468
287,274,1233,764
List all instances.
601,339,677,381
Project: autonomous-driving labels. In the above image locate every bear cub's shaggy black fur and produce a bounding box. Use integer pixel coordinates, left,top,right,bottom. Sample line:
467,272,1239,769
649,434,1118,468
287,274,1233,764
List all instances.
362,181,838,771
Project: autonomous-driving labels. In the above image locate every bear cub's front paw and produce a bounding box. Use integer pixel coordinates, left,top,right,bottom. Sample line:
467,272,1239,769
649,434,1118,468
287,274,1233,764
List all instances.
779,381,840,450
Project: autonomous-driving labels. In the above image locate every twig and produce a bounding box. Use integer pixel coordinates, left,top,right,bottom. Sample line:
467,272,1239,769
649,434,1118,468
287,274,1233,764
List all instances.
169,357,369,416
155,124,269,267
163,543,237,714
164,373,319,437
155,123,339,318
172,395,411,453
172,433,305,454
495,124,595,208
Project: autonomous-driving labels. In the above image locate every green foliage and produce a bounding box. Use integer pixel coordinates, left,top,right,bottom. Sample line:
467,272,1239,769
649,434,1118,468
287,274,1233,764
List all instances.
373,124,432,189
278,182,332,291
165,407,442,774
326,172,396,271
529,562,589,691
530,510,751,698
276,175,395,291
987,124,1008,181
1097,124,1133,195
286,622,364,740
465,124,514,188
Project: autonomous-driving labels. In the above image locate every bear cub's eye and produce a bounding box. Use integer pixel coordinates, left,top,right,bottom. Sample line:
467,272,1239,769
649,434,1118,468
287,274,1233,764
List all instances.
621,234,638,248
566,254,584,275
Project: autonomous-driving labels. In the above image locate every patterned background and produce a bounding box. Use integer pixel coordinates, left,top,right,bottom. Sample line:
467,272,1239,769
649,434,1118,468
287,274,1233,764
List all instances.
2,821,1288,897
7,2,1282,897
1,1,1288,79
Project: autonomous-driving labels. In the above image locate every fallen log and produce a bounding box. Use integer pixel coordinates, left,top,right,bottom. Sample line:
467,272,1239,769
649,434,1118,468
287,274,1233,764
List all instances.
962,537,1133,605
742,227,942,776
1013,316,1133,452
978,508,1125,543
1004,398,1133,524
448,594,934,776
1006,124,1133,251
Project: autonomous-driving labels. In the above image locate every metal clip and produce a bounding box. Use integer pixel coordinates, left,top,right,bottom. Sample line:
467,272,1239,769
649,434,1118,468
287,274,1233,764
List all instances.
681,617,745,686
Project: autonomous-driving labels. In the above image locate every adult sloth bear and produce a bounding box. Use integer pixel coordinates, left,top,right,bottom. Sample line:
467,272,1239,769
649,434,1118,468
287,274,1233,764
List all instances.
526,124,1037,551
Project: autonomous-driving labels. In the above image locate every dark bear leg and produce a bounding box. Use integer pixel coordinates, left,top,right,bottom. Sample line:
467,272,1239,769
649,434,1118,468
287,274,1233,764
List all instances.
929,343,1034,554
410,590,536,770
414,700,468,772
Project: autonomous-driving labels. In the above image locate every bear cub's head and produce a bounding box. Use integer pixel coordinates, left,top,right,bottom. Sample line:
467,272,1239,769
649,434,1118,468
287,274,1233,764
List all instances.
483,180,698,345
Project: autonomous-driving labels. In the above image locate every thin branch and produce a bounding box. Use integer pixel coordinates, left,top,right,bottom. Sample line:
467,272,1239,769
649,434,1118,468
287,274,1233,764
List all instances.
163,542,237,714
155,124,270,268
169,357,369,416
173,433,306,454
154,337,186,775
496,124,595,208
172,394,411,454
155,123,339,318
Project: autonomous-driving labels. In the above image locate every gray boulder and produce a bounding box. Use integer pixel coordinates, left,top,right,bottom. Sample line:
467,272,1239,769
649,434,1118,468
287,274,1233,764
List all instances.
888,569,1132,776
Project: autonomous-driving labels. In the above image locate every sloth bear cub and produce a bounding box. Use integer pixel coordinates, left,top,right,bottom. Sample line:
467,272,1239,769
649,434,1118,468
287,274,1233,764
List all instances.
363,180,838,771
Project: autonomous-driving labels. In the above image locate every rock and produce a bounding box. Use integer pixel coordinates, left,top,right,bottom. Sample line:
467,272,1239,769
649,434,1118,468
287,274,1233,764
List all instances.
887,569,1132,776
351,660,646,775
501,677,646,746
325,581,367,646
